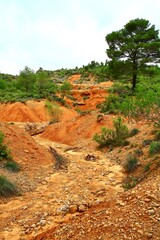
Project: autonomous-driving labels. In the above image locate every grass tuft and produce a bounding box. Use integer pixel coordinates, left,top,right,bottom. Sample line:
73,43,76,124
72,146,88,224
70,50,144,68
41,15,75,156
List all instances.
0,175,18,197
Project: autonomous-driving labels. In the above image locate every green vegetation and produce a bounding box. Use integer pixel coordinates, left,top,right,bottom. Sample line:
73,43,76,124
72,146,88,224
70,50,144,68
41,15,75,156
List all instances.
134,149,143,156
142,139,153,147
4,161,20,172
45,101,62,124
124,156,138,173
155,130,160,141
149,141,160,155
129,128,139,137
123,176,138,190
0,131,12,160
93,117,129,148
76,109,91,116
60,81,72,94
106,18,160,90
144,162,151,172
99,94,121,114
0,130,20,172
0,61,110,103
0,67,59,102
0,175,18,197
100,74,160,126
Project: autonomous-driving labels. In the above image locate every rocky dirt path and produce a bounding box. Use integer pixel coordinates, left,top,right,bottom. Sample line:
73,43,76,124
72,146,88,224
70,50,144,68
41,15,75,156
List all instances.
0,136,124,240
33,172,160,240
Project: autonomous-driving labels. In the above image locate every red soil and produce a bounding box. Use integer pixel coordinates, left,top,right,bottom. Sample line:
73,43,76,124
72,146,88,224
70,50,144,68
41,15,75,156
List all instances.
40,113,114,146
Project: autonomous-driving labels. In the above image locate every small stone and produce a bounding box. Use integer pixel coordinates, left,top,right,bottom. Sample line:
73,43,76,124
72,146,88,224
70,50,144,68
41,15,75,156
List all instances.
22,206,28,210
31,224,36,228
56,205,69,215
137,230,143,235
42,181,47,185
146,233,153,239
43,212,49,217
117,200,125,206
24,150,29,153
69,205,78,214
78,204,87,212
24,229,30,234
148,209,155,215
144,198,151,202
135,222,142,228
39,219,46,226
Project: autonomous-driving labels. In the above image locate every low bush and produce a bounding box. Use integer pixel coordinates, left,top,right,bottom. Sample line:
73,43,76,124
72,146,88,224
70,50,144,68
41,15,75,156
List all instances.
134,149,143,156
149,141,160,155
108,83,131,97
0,131,12,160
100,94,121,114
93,117,129,148
0,175,18,197
76,109,91,116
45,101,62,123
142,139,153,147
155,130,160,140
129,128,139,137
124,156,138,173
4,161,21,172
144,162,151,172
123,176,138,190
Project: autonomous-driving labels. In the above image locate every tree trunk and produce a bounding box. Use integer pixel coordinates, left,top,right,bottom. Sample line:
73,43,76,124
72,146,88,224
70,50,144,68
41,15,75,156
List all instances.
132,72,137,91
132,60,138,91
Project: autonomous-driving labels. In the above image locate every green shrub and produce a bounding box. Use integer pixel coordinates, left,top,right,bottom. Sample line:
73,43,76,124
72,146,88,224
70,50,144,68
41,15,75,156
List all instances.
109,83,131,96
83,96,90,101
134,149,143,156
123,177,138,190
0,175,18,197
93,117,129,148
142,139,152,147
4,161,21,172
124,156,138,173
45,101,62,123
100,94,121,114
130,128,139,137
144,162,151,172
60,81,72,95
155,130,160,140
76,109,91,116
149,141,160,155
0,131,12,160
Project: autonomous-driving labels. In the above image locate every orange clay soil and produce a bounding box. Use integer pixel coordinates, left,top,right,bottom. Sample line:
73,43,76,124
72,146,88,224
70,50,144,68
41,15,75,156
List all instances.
65,80,113,111
0,101,78,123
40,113,114,146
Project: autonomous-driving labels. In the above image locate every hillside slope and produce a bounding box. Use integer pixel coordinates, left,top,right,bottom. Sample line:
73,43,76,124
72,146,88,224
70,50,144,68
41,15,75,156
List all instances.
0,79,159,240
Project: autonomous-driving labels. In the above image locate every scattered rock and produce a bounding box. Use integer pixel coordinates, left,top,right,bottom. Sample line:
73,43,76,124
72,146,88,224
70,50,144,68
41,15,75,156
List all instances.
69,205,78,214
56,205,69,215
148,209,155,215
39,219,46,226
78,204,88,213
84,154,97,161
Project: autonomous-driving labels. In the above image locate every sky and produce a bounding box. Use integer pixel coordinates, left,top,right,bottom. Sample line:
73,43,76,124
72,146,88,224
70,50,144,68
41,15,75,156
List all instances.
0,0,160,75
